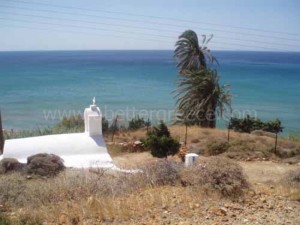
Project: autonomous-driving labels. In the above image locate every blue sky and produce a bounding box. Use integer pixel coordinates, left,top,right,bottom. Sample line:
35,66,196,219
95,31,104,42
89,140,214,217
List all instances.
0,0,300,51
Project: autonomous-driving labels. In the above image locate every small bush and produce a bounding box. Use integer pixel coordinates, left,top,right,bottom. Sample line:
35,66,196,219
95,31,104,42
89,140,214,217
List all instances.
230,115,283,134
287,168,300,184
206,139,229,155
0,158,24,174
26,153,65,177
140,159,182,186
144,121,180,158
128,116,151,130
181,156,249,197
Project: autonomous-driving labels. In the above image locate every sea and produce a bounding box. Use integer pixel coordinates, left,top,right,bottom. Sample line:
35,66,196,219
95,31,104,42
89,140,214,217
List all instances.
0,50,299,135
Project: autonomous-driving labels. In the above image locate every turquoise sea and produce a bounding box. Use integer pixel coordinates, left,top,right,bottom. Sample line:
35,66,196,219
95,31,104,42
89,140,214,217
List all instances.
0,50,300,135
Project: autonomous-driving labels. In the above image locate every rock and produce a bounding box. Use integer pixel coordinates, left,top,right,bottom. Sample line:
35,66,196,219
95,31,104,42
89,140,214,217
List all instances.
0,204,8,212
222,217,229,222
224,203,230,208
260,197,267,203
134,140,142,145
220,207,228,215
211,207,227,216
59,214,70,224
162,205,167,210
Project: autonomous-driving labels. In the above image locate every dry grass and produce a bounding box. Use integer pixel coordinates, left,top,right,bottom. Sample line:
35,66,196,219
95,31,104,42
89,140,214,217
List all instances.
240,161,300,201
105,126,300,162
1,126,300,224
181,156,249,198
170,126,299,161
0,155,250,224
0,159,299,224
0,158,24,174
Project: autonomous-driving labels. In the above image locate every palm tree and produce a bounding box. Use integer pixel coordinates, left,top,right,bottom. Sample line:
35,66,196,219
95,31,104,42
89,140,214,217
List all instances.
174,30,217,74
175,69,231,128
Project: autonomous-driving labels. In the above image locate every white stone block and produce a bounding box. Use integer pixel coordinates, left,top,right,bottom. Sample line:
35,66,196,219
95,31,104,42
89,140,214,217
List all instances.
185,153,199,167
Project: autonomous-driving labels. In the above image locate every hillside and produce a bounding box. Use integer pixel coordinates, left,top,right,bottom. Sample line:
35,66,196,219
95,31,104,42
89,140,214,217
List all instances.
0,126,299,224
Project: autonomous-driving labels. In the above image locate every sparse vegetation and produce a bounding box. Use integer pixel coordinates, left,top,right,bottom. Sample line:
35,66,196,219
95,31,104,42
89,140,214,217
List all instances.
139,159,181,186
229,115,283,134
54,114,84,132
230,116,283,153
1,125,299,223
3,115,110,140
181,156,249,197
128,116,150,130
287,168,300,184
206,139,230,155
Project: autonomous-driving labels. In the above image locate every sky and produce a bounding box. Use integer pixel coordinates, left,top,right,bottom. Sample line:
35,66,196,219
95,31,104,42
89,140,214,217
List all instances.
0,0,300,51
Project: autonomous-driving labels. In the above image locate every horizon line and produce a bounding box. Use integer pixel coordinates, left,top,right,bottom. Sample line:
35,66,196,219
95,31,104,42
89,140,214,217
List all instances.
1,49,300,53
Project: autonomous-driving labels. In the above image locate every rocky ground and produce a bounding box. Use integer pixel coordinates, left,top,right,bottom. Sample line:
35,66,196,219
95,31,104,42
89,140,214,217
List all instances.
110,155,300,225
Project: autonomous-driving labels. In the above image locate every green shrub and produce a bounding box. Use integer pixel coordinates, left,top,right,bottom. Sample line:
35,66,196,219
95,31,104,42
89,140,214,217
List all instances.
206,139,229,155
181,156,249,197
26,153,65,177
144,121,180,158
128,116,151,130
230,115,283,134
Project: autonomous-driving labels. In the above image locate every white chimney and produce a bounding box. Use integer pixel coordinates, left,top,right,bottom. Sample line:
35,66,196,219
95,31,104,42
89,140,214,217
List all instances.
84,97,102,136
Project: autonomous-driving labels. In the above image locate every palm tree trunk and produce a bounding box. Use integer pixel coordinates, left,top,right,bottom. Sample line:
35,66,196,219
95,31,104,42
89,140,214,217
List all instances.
200,109,216,128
